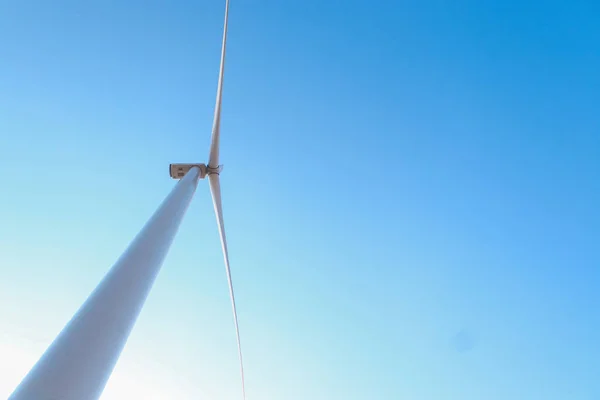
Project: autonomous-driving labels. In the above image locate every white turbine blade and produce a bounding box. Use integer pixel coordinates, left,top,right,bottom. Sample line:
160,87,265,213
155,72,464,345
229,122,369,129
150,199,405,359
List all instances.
208,0,230,168
208,173,246,400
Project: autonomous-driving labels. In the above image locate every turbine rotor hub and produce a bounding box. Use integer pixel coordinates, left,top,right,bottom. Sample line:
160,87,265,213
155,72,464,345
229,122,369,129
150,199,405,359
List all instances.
206,164,224,175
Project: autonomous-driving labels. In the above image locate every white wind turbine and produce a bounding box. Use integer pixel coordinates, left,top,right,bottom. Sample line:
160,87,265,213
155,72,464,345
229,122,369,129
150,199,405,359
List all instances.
8,0,246,399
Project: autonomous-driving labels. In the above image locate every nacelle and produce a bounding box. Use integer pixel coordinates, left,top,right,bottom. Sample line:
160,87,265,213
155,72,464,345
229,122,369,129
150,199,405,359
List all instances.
169,163,207,179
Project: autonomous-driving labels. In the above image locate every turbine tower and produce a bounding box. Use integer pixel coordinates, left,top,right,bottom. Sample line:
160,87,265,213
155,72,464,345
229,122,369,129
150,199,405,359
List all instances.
9,0,246,399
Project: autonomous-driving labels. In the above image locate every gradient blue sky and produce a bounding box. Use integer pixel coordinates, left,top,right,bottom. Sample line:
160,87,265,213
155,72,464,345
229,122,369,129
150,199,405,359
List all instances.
1,0,599,399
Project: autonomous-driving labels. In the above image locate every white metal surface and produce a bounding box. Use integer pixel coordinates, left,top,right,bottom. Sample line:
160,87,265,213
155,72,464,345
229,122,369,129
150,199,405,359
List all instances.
9,167,201,400
11,0,247,398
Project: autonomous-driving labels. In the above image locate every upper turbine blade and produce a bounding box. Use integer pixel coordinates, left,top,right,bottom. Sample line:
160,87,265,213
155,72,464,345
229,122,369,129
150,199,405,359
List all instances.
208,0,230,168
208,173,246,400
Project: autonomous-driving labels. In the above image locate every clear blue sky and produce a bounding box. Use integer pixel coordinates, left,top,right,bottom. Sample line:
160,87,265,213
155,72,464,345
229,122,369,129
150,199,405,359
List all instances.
1,0,599,399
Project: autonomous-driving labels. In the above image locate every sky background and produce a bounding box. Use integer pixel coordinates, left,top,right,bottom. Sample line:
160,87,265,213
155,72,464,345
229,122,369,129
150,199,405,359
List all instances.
0,0,599,399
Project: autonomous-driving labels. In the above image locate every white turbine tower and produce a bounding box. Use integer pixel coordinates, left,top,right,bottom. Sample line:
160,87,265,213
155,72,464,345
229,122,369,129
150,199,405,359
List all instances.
9,0,246,399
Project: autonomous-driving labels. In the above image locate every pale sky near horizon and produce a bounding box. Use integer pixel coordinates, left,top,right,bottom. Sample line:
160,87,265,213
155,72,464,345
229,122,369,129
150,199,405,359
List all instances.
1,0,599,399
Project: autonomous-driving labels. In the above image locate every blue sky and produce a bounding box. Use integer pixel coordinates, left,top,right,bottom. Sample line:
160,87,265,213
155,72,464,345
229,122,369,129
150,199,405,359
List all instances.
1,0,599,399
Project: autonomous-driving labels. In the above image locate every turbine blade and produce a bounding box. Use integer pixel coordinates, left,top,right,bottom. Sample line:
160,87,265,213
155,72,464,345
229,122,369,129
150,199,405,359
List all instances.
208,173,246,400
208,0,230,168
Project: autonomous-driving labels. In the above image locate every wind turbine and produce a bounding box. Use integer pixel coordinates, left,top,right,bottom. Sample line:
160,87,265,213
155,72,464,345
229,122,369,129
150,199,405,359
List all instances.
8,0,246,399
